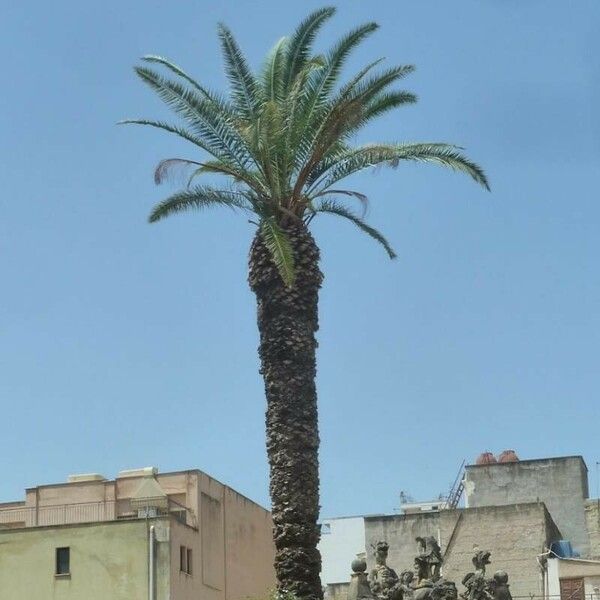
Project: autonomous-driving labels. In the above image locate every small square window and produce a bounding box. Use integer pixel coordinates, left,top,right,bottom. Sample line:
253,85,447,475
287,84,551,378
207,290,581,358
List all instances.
320,523,331,534
56,547,70,575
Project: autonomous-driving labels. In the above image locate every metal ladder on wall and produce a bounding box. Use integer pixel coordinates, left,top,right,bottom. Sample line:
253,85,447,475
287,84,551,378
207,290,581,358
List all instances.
446,460,466,509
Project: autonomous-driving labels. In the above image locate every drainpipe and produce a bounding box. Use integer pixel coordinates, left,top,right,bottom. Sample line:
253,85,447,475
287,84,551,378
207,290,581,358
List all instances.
149,525,156,600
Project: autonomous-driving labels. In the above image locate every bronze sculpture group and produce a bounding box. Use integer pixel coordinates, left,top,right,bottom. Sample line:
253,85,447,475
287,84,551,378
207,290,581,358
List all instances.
346,539,512,600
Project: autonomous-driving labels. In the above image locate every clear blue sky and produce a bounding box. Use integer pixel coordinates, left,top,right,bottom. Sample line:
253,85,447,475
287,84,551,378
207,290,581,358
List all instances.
1,1,599,515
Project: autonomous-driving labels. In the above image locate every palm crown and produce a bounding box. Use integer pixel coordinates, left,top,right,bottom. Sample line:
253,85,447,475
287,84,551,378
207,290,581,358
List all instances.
122,6,489,286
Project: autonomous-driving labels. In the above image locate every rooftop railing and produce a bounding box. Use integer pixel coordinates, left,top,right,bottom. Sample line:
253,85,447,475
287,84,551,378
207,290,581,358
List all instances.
0,498,195,530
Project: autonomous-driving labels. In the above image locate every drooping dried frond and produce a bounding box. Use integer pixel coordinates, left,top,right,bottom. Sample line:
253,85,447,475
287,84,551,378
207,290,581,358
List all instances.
154,158,203,185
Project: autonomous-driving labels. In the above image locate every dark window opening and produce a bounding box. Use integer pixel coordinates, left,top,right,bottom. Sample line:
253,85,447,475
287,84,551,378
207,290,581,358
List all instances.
180,545,193,575
187,548,193,575
56,547,70,575
180,545,187,573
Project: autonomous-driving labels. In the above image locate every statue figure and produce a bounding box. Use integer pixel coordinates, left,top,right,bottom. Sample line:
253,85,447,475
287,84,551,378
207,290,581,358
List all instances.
431,579,458,600
399,571,415,600
369,541,402,600
488,571,512,600
415,577,457,600
460,551,497,600
471,552,491,574
414,537,443,583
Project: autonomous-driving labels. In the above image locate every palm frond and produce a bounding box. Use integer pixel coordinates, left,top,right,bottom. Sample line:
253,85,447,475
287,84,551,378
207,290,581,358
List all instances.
282,7,336,93
310,143,490,192
262,37,288,102
133,66,253,169
313,188,369,216
141,55,211,98
362,91,418,121
292,23,379,157
312,199,396,259
154,158,203,185
217,24,260,119
186,160,267,192
260,217,295,287
317,22,380,98
118,119,217,156
148,186,251,223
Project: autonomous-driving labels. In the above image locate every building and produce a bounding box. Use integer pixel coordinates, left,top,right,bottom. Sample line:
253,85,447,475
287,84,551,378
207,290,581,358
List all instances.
464,455,590,555
0,467,276,600
321,454,600,600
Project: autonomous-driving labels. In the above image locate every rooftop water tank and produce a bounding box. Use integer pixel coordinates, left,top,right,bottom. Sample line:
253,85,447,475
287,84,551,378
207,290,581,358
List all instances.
498,450,519,463
476,452,497,465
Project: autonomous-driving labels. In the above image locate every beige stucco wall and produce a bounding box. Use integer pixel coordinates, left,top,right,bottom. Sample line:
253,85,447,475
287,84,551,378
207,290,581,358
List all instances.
365,503,560,598
170,471,276,600
0,519,170,600
223,486,276,600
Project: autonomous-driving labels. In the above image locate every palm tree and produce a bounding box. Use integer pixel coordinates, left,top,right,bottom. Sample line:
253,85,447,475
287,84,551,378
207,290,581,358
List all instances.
121,7,489,600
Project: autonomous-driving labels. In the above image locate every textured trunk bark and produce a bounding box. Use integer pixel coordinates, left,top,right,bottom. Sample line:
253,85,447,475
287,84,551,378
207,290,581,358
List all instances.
248,221,324,600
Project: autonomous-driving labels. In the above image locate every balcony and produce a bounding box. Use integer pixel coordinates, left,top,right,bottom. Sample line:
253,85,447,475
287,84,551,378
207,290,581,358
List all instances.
0,498,196,530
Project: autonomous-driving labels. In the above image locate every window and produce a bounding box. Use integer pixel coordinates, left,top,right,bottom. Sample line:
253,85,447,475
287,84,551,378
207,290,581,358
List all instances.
187,548,193,575
320,523,331,534
180,545,192,575
55,547,70,575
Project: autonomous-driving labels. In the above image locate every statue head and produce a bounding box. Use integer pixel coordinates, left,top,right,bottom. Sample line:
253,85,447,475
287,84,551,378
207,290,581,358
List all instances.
373,541,389,565
493,571,508,585
400,571,414,585
472,551,491,571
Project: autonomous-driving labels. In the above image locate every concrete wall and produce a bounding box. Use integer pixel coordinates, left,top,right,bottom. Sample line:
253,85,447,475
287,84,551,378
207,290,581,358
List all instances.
465,457,589,555
223,486,276,600
170,472,276,600
0,519,170,600
319,516,366,585
365,503,560,598
585,502,600,560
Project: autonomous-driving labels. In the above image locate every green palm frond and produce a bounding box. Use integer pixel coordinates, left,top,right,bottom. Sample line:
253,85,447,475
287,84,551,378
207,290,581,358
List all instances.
133,67,252,169
186,160,268,193
260,217,295,287
314,22,380,99
310,143,489,192
217,24,260,119
262,37,288,102
148,186,252,223
361,91,418,122
148,186,251,223
118,119,217,156
141,55,211,99
312,199,396,259
313,188,369,216
282,7,336,93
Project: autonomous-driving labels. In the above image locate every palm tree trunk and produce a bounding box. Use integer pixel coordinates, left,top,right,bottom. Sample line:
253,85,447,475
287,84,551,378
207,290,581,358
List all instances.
249,221,324,600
